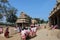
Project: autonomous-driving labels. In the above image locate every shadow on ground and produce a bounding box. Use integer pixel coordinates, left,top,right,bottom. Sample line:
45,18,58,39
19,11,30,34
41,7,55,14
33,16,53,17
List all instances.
26,35,37,40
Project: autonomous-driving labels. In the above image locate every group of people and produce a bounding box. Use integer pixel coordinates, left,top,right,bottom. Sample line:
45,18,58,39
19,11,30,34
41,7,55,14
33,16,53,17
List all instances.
0,27,9,38
0,24,39,40
50,25,58,29
11,24,38,40
20,24,38,40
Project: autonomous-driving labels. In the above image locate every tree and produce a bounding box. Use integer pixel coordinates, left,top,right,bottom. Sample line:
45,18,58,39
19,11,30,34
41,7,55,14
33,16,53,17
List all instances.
1,0,8,3
6,14,17,23
45,20,48,23
0,2,3,19
0,0,17,23
34,18,41,24
0,13,3,19
40,19,45,24
6,8,17,23
40,19,48,24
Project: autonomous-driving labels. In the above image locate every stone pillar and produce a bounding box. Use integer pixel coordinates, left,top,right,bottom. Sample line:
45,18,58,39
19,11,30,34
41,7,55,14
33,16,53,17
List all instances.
49,18,53,26
49,18,51,27
57,15,60,28
57,16,59,25
54,15,57,25
51,17,54,25
16,23,17,27
54,18,56,25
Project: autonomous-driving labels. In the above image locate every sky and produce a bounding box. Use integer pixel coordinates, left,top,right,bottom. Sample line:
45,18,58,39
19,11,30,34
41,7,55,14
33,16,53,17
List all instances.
8,0,56,21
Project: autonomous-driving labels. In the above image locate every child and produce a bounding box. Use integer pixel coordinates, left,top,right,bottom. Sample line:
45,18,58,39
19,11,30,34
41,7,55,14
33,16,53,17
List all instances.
4,27,9,38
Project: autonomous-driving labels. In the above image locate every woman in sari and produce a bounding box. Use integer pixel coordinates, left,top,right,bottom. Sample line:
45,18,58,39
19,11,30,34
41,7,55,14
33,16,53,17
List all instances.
4,27,9,38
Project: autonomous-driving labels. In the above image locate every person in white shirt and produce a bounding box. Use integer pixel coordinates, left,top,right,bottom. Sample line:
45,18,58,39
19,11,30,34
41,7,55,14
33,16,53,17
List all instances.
21,28,26,40
29,26,34,37
33,26,37,36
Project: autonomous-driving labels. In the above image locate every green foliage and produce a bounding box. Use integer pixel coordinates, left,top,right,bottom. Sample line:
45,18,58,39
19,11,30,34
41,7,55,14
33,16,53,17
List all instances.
0,4,3,19
6,14,17,23
0,13,3,19
33,18,48,24
0,0,17,23
45,20,48,23
1,0,8,3
6,9,17,23
40,19,48,24
40,19,44,24
34,18,41,24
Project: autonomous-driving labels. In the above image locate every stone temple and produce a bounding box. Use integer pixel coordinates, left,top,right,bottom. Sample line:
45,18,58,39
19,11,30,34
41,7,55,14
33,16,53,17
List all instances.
49,0,60,28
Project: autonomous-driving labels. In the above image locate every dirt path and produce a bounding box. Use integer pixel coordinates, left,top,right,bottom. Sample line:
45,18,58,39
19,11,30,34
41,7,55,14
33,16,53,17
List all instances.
0,33,21,40
0,27,21,40
0,27,60,40
30,29,60,40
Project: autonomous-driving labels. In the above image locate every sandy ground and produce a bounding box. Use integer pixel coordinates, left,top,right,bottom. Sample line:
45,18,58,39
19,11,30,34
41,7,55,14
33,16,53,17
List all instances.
30,29,60,40
0,33,21,40
0,26,60,40
0,27,21,40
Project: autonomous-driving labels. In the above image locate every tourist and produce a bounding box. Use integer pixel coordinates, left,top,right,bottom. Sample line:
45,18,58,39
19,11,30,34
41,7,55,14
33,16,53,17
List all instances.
25,27,30,39
33,26,37,36
29,28,33,38
17,27,20,33
19,27,22,33
21,28,26,40
14,26,17,34
27,27,30,35
4,27,9,38
29,26,34,37
50,25,54,29
53,25,58,29
0,27,3,34
25,27,29,36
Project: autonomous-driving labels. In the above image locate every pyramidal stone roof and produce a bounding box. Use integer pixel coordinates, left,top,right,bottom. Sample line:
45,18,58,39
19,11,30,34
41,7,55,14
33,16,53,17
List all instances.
16,12,30,23
18,12,28,19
